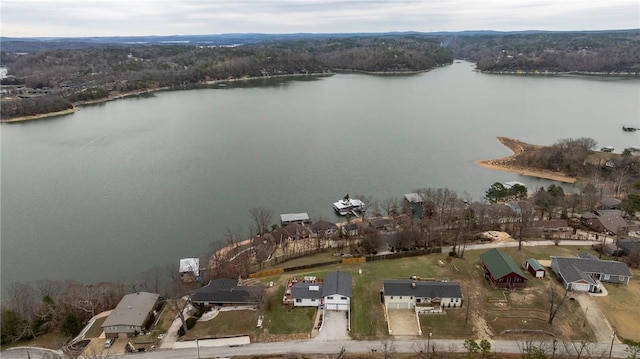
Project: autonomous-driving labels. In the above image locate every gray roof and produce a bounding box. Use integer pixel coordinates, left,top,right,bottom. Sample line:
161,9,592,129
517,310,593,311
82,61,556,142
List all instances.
291,282,324,300
322,271,352,297
280,213,310,223
577,252,598,260
552,256,632,284
190,279,263,305
102,292,159,328
383,280,462,298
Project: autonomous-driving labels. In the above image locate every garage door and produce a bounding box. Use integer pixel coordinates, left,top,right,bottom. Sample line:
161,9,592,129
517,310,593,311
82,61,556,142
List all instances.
326,303,349,311
571,283,590,291
390,302,411,310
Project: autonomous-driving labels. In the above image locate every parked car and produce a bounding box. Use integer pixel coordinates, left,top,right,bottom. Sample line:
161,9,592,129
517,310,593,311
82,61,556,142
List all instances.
105,338,115,348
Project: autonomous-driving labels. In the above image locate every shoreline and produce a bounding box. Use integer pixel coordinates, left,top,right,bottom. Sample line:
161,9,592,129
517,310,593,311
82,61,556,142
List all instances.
478,69,639,78
0,108,77,123
0,73,335,123
476,136,577,184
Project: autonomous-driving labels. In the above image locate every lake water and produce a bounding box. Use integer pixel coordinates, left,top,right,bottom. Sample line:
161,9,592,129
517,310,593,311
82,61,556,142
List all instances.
1,61,639,291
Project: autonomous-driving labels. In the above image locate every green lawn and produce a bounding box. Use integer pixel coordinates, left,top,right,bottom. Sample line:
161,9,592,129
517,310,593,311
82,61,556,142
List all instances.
262,283,317,335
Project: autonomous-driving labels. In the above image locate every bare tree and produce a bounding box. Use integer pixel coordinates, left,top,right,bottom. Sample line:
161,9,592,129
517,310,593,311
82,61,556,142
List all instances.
380,340,397,359
517,200,535,251
249,207,273,236
548,284,568,325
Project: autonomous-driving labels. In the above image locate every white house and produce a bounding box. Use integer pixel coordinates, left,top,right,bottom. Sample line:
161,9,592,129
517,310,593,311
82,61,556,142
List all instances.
322,271,352,311
383,280,463,310
291,282,323,307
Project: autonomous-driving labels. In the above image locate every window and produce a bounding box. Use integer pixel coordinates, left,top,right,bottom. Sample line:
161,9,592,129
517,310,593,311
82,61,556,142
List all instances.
327,296,333,300
399,296,402,299
295,299,301,303
390,296,393,299
311,299,316,302
410,296,413,300
341,297,347,300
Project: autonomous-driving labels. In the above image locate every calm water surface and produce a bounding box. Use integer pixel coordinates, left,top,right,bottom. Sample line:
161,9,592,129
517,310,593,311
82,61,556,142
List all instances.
2,61,639,290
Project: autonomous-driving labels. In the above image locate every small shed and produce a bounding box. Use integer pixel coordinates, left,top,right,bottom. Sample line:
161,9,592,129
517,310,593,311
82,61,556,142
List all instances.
525,258,545,278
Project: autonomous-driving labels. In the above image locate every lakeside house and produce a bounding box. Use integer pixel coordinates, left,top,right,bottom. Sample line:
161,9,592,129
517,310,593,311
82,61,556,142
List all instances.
190,278,264,307
382,280,462,310
333,198,365,216
480,248,528,288
102,292,160,338
286,271,352,311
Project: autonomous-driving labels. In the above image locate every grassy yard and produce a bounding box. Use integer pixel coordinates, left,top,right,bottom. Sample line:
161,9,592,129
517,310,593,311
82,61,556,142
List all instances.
0,332,68,351
592,266,640,341
207,245,630,343
183,311,258,340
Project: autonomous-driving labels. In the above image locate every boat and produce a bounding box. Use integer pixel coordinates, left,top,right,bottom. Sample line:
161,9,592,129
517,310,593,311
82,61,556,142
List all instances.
622,125,638,132
333,197,365,216
600,146,614,152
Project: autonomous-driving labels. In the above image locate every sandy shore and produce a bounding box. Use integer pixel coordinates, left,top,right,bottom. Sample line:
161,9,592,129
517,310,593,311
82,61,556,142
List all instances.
1,108,77,123
476,136,577,183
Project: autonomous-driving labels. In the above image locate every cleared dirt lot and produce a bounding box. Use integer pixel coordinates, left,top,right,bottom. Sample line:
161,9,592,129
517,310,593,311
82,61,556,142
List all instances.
387,309,420,336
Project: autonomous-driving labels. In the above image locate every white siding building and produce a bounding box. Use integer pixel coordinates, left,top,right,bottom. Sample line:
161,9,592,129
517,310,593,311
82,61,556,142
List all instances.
383,280,463,310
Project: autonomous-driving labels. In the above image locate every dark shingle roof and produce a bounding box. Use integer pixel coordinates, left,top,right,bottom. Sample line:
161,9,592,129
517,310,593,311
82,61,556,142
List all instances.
480,248,526,279
291,282,324,300
383,280,462,298
322,271,352,297
190,279,263,304
552,256,632,284
310,220,338,232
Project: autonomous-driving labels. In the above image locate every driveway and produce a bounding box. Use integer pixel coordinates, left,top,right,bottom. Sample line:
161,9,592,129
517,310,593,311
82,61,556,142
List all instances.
572,292,618,343
315,310,350,341
387,309,420,336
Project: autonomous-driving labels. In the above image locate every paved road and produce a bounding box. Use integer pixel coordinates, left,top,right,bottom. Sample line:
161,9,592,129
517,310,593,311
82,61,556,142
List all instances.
123,338,630,359
573,292,619,344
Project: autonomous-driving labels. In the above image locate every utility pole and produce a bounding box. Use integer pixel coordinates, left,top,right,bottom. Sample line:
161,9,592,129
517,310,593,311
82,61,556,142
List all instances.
608,331,616,359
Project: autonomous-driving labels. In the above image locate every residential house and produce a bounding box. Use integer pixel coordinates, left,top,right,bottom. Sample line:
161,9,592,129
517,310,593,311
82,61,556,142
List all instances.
102,292,160,338
341,223,359,237
290,280,323,307
551,256,632,292
403,193,423,204
480,248,527,288
310,220,338,238
190,278,264,307
600,197,622,210
322,271,352,311
382,280,463,310
581,210,629,235
531,220,572,238
280,213,312,226
282,223,313,240
369,218,394,232
524,258,546,278
252,233,277,262
618,238,640,256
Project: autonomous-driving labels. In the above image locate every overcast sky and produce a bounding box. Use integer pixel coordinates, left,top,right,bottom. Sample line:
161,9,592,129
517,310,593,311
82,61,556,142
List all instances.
2,0,639,38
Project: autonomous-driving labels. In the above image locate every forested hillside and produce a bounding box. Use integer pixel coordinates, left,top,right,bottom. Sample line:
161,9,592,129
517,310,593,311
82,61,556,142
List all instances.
1,30,639,119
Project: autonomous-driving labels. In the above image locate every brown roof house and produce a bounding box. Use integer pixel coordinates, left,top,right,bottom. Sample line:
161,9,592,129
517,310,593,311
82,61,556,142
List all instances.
480,249,527,288
102,292,160,338
581,210,629,235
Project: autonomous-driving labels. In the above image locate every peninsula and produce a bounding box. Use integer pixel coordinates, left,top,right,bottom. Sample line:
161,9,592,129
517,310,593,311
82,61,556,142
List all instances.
477,136,578,183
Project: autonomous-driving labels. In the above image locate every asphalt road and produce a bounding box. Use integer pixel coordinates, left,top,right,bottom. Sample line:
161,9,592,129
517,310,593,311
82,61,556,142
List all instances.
124,338,630,359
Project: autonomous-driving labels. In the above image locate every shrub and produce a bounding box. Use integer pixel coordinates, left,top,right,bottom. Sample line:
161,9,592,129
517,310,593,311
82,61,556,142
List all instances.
186,317,198,330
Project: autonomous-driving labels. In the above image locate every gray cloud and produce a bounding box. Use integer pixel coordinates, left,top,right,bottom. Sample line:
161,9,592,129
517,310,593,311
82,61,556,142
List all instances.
1,0,638,37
